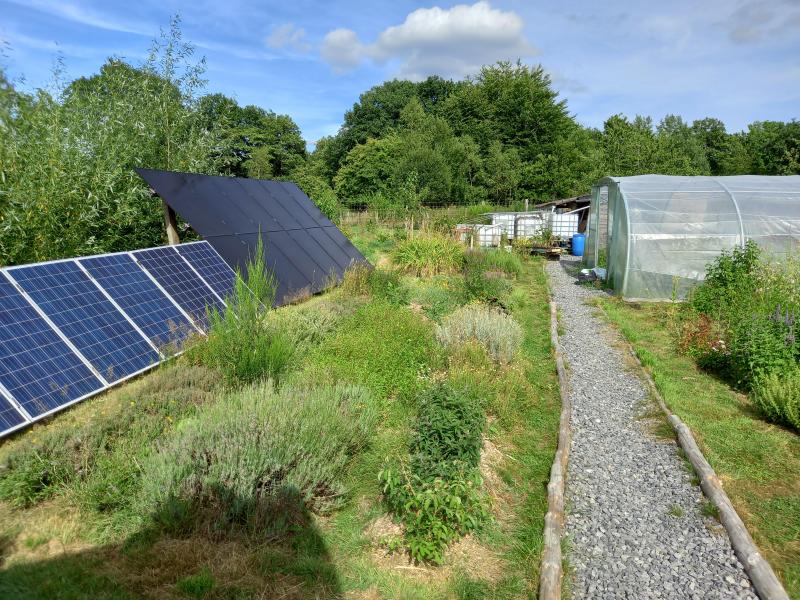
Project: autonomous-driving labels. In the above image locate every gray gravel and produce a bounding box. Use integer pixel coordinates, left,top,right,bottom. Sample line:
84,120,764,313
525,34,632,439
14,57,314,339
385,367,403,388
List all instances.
547,256,757,600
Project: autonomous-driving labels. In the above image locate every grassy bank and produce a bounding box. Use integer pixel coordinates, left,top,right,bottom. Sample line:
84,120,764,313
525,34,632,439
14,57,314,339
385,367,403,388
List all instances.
0,226,560,599
596,298,800,598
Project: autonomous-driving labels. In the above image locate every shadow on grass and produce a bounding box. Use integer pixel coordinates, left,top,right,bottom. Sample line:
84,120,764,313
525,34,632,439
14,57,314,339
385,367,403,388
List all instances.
0,487,343,600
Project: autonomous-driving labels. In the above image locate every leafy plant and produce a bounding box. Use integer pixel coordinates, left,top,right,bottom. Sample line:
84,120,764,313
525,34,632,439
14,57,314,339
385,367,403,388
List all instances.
463,248,523,277
437,304,523,364
751,367,800,431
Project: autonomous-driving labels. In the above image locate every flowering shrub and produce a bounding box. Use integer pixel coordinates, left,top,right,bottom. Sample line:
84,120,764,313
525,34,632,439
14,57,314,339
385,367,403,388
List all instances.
687,241,800,398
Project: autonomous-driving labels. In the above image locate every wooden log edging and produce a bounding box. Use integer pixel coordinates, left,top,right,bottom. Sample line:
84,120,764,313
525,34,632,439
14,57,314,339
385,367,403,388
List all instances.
624,343,790,600
539,300,572,600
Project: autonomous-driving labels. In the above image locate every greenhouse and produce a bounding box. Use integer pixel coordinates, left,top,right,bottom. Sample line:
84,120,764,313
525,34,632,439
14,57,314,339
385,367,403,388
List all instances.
583,175,800,300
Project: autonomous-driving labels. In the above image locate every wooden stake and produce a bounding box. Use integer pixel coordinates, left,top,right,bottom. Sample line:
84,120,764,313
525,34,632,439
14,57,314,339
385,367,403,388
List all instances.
162,200,180,245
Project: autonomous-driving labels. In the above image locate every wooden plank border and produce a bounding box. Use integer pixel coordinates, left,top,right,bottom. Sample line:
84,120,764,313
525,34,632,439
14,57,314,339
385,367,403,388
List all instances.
539,299,572,600
622,339,790,600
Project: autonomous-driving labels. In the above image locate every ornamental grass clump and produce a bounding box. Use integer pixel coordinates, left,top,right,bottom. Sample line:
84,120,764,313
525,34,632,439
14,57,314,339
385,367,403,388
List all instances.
392,233,465,276
140,381,377,536
436,304,523,364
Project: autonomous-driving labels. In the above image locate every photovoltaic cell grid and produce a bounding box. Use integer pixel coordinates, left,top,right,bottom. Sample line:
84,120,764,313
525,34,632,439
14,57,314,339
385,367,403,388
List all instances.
175,242,237,300
0,241,235,437
136,169,368,306
133,247,227,329
8,261,161,383
0,275,102,422
79,253,196,350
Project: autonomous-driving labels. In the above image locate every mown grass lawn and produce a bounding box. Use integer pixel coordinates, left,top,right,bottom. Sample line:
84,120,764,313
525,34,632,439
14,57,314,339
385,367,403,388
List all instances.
0,226,560,600
596,298,800,599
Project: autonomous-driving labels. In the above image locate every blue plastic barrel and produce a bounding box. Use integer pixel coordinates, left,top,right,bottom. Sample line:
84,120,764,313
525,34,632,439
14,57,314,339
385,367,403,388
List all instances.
572,233,585,257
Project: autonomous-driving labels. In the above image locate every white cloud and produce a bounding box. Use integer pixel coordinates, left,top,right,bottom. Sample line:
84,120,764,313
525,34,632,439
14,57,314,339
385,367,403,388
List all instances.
266,23,311,53
320,1,536,80
721,0,800,43
321,28,367,73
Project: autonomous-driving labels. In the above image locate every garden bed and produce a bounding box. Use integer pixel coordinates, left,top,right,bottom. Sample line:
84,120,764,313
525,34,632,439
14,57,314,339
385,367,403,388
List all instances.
0,225,560,599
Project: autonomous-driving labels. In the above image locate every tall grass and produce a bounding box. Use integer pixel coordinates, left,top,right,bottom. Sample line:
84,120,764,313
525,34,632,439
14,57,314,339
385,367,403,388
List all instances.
392,233,465,276
190,241,293,384
464,249,523,277
141,381,377,535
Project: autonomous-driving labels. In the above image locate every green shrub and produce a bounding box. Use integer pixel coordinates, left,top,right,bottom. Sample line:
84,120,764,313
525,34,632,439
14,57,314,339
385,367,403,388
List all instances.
380,383,488,563
463,249,523,277
305,301,437,401
408,278,464,322
140,381,377,535
379,466,488,564
0,366,221,510
190,245,293,384
751,368,800,431
410,384,484,480
462,266,512,305
687,242,799,389
392,234,465,276
437,305,523,364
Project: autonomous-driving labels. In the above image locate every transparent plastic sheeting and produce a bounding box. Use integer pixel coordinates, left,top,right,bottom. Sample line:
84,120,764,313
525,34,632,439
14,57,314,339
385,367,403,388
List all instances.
583,175,800,300
0,241,236,437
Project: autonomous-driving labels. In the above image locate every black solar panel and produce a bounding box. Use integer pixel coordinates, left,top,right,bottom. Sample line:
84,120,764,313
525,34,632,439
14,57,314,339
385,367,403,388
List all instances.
133,247,226,329
136,169,368,306
175,242,237,300
0,275,102,422
8,261,161,383
79,253,197,350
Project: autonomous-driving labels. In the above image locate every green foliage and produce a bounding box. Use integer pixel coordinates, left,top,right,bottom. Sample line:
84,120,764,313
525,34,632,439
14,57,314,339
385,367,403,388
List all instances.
189,244,292,384
391,234,465,276
437,304,523,364
306,300,437,401
461,266,512,305
687,241,799,391
409,384,485,480
751,368,800,432
339,263,410,305
0,365,221,512
379,384,488,563
141,381,377,534
0,19,224,265
176,567,215,598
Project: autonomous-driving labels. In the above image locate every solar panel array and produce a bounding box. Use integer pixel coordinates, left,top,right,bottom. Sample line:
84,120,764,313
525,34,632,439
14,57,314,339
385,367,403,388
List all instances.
136,168,369,306
0,241,236,437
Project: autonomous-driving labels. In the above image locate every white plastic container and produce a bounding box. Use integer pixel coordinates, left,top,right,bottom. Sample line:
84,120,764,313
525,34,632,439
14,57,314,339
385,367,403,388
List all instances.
549,212,579,239
490,213,517,240
515,214,546,239
475,224,502,247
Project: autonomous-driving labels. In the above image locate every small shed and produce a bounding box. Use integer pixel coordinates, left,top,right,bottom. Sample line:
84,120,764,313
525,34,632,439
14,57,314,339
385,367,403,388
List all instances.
583,175,800,300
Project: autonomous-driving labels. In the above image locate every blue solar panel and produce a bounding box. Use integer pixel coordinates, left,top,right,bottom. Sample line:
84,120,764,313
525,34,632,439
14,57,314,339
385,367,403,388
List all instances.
80,253,196,351
133,247,225,329
0,275,102,418
8,261,160,383
0,390,27,434
175,242,237,300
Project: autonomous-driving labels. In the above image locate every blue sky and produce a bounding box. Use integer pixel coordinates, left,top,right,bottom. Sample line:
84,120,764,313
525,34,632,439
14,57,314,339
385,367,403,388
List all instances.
1,0,799,145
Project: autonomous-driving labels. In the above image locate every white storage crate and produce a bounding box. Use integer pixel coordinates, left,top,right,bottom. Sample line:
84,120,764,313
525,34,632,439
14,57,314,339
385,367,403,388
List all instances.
549,212,579,239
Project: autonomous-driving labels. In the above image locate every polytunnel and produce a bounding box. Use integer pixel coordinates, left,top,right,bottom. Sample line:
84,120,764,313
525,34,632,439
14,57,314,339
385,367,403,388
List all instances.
583,175,800,300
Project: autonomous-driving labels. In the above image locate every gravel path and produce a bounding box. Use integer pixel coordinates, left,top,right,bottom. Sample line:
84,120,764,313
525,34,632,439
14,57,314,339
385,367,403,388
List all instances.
547,257,756,600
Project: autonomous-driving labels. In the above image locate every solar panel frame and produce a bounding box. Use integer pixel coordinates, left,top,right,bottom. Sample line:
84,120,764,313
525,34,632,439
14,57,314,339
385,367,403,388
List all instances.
77,253,199,351
132,247,227,330
174,241,238,301
0,384,30,437
6,261,161,384
0,271,105,420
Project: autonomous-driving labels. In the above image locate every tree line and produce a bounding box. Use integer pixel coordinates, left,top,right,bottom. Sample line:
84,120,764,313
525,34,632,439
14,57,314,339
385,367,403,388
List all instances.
0,20,798,265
